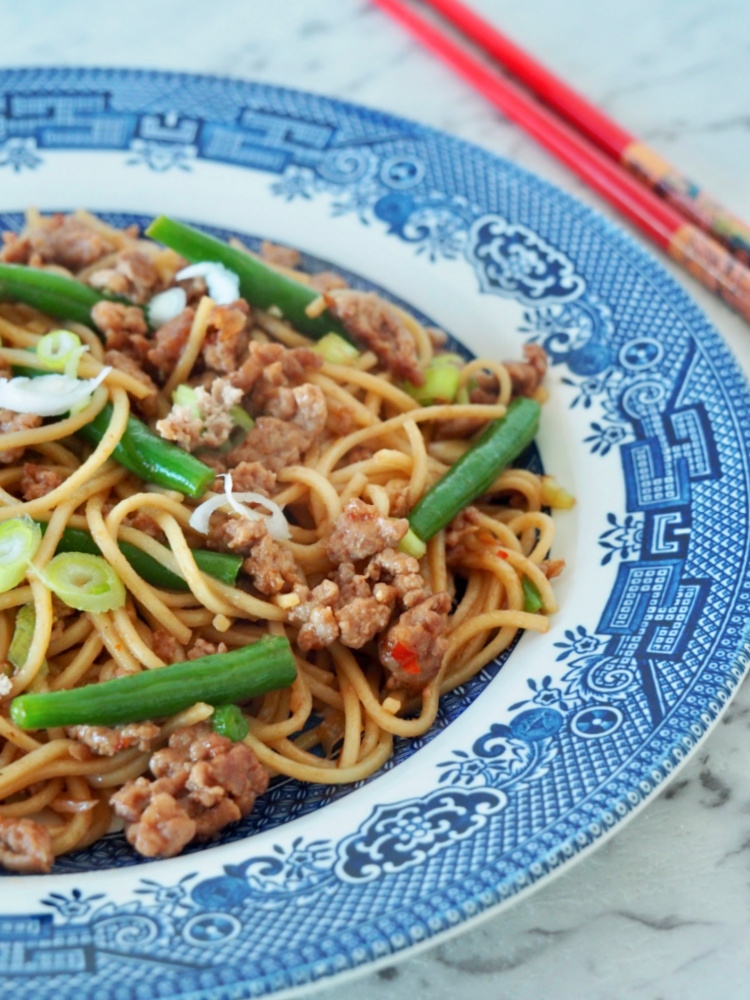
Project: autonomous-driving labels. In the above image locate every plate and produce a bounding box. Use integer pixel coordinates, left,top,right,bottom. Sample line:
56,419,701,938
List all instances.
1,68,749,998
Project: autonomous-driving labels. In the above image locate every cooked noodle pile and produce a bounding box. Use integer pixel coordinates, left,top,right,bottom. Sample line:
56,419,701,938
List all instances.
0,210,566,872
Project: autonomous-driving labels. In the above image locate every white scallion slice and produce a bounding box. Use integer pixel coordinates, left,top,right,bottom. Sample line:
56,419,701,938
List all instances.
36,330,86,375
40,552,126,613
189,473,290,540
0,517,43,594
176,261,240,305
0,368,111,416
148,286,187,327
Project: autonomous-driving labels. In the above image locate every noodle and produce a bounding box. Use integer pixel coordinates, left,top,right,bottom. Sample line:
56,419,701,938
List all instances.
0,209,568,871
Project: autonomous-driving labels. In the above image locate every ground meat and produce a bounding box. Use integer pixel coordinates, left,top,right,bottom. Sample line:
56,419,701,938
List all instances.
366,547,431,608
0,817,54,874
226,460,277,496
104,350,160,416
208,514,268,556
504,343,547,397
87,249,161,304
91,300,150,356
242,532,305,595
229,340,322,398
0,410,42,464
326,498,409,563
0,231,31,263
308,270,348,293
227,416,310,473
289,565,398,652
379,592,452,693
323,289,423,385
1,214,114,271
156,377,243,451
202,300,251,374
66,722,160,756
121,509,164,541
444,506,482,563
110,722,268,859
468,369,500,405
147,307,195,381
20,463,65,501
260,240,301,269
540,558,565,580
152,629,185,664
187,638,228,660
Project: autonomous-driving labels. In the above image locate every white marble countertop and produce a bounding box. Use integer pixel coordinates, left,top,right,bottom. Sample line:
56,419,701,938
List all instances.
2,1,749,997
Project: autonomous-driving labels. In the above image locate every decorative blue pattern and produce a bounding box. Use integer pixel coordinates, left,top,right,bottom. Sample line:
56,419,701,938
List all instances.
1,68,749,999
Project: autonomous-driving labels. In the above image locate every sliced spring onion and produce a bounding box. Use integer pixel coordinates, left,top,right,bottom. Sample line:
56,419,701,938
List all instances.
404,362,461,405
36,330,84,374
0,367,111,416
522,577,543,614
172,383,201,418
229,405,254,431
313,332,360,365
211,703,249,741
398,526,427,560
148,286,187,327
189,473,290,539
176,261,240,305
40,552,126,612
8,604,37,671
0,517,42,593
541,475,576,510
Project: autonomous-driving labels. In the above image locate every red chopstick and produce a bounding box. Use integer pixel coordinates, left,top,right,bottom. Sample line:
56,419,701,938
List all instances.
371,0,750,324
423,0,750,265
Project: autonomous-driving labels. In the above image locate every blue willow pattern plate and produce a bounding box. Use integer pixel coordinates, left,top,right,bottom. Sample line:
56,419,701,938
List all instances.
1,69,749,999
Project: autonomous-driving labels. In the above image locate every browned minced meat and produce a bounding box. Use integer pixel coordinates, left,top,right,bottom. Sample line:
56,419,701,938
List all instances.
0,214,114,271
0,410,42,465
367,547,431,609
91,300,150,357
242,531,305,595
379,592,452,693
87,250,161,304
308,270,348,293
226,460,277,496
0,817,54,874
208,514,267,557
202,300,251,375
152,629,185,665
468,369,501,406
20,463,65,501
110,723,268,859
260,240,301,269
66,722,160,757
121,509,164,541
231,340,323,408
504,343,547,398
540,558,565,580
323,289,424,386
289,567,396,652
444,506,482,563
186,638,228,660
227,415,310,474
156,377,243,451
147,307,195,381
326,498,408,563
104,350,160,417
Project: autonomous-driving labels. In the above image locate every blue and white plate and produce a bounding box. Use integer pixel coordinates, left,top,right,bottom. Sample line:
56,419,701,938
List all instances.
1,69,749,999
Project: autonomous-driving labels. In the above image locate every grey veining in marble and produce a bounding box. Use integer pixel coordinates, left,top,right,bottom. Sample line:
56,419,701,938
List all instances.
1,1,749,997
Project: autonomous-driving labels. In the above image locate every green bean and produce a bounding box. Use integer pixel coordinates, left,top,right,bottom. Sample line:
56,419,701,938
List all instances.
0,263,111,328
10,636,297,729
145,215,351,342
39,524,241,591
75,404,215,498
408,396,541,542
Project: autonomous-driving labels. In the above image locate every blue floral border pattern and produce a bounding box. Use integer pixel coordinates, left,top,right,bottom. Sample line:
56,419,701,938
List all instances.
1,70,750,998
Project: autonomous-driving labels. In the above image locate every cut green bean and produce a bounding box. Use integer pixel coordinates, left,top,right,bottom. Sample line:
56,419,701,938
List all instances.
146,215,351,342
0,263,111,328
75,404,215,498
408,396,541,542
43,523,241,591
10,636,297,729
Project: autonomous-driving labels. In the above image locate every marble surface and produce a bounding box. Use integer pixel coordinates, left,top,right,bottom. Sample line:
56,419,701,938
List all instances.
2,1,750,997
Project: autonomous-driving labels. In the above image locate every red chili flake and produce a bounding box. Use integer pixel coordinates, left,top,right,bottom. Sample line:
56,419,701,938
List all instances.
496,549,509,560
391,641,421,675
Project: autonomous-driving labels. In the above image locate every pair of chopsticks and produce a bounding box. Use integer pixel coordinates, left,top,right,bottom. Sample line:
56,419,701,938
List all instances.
371,0,750,324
